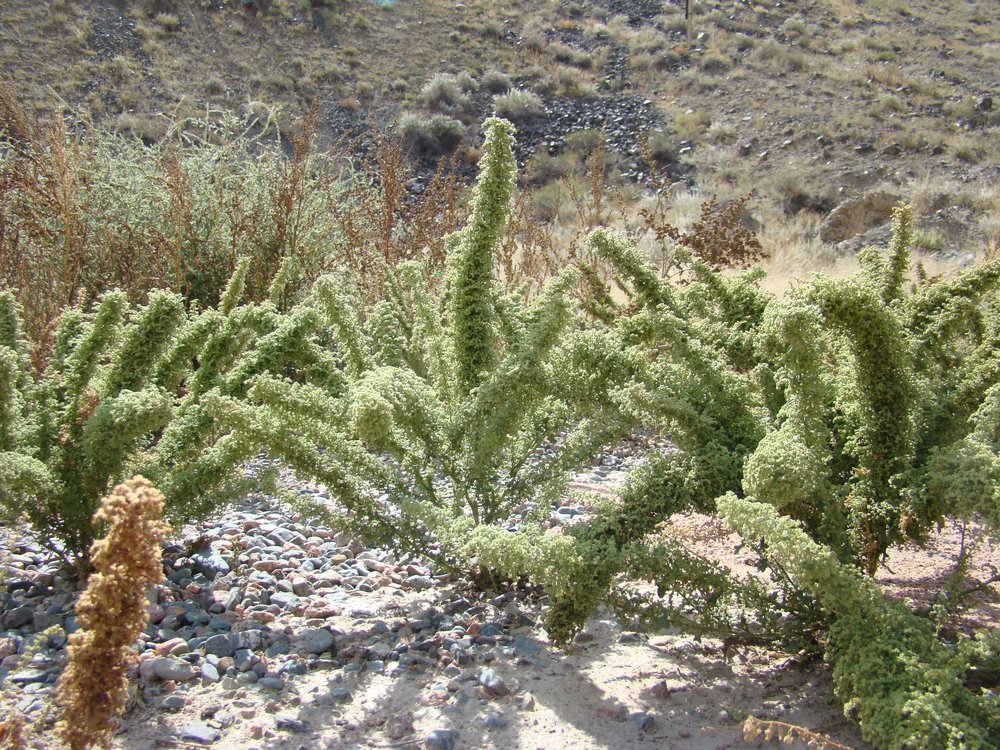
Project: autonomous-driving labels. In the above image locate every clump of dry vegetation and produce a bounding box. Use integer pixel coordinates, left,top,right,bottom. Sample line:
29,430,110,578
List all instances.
55,477,170,750
0,714,27,750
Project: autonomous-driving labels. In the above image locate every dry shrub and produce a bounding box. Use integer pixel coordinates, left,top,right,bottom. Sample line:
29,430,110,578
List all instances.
55,477,170,750
743,716,855,749
0,85,341,366
0,714,27,750
671,192,765,270
330,129,466,300
629,140,766,276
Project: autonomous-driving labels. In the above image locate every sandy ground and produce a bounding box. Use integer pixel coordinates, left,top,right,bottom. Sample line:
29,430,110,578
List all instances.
94,515,996,750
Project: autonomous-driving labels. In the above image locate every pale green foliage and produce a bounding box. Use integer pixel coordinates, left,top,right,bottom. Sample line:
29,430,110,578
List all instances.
543,228,769,643
0,290,180,566
213,118,635,571
451,117,517,393
0,110,344,342
719,495,999,750
915,383,1000,529
0,121,996,747
736,205,1000,569
743,428,827,509
0,278,338,571
544,205,1000,643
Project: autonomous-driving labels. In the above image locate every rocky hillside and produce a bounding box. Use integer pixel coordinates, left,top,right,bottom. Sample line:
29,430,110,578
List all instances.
1,0,998,263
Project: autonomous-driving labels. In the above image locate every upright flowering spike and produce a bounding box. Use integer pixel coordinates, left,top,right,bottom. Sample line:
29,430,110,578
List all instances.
451,117,516,394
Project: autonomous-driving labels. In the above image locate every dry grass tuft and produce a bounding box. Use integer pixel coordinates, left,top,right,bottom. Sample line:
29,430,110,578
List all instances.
55,477,170,750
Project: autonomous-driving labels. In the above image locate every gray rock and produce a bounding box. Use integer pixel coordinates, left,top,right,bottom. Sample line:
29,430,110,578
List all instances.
151,656,197,682
330,686,352,702
269,592,300,610
513,634,541,657
629,711,655,731
10,669,48,684
449,644,470,665
182,722,221,744
16,697,42,715
201,663,221,683
385,711,415,739
32,611,53,631
234,629,265,651
278,659,308,676
478,667,508,696
214,711,235,728
292,628,334,655
424,729,460,750
404,575,435,591
234,648,255,671
203,634,236,658
819,191,900,244
275,715,310,733
162,695,187,711
444,598,472,615
167,565,192,582
2,606,34,630
190,549,230,580
479,623,504,638
483,711,507,729
258,676,285,690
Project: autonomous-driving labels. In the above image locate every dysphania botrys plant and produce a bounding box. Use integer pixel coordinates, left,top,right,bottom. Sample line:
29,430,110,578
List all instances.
720,495,999,750
0,111,997,749
532,207,999,747
207,118,639,579
0,259,340,574
534,205,1000,642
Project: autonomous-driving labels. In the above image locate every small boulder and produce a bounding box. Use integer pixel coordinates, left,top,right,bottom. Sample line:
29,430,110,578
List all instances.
291,627,334,655
819,191,900,244
190,549,230,580
151,656,196,682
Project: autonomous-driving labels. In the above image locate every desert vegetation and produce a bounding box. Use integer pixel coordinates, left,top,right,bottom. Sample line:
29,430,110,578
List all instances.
0,0,998,747
1,107,998,748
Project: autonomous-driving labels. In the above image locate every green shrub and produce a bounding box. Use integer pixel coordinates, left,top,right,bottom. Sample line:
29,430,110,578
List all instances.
0,265,339,573
480,69,512,95
531,207,1000,642
719,495,1000,750
210,118,635,572
420,73,472,115
397,112,466,156
493,90,546,125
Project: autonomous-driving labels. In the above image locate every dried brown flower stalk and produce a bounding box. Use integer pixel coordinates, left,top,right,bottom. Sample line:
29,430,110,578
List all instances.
55,477,170,750
743,715,855,750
